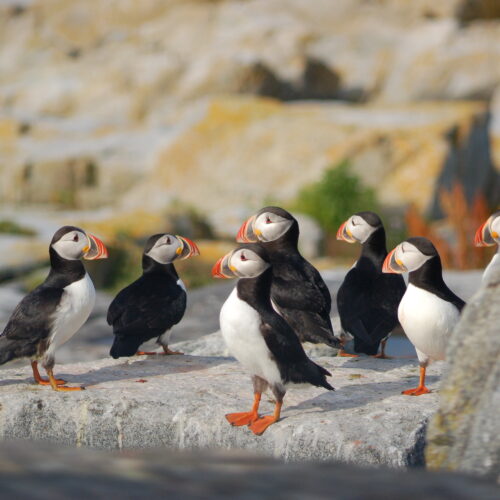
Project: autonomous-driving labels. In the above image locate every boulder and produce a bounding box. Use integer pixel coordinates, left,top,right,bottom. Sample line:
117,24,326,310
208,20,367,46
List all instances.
121,97,496,225
0,441,499,499
426,264,500,482
0,354,443,466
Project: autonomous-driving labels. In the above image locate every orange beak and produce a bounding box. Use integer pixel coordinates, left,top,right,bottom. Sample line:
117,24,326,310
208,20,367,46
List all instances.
382,247,406,274
236,215,258,243
474,218,495,247
212,252,236,279
84,234,108,260
336,220,356,243
176,236,200,259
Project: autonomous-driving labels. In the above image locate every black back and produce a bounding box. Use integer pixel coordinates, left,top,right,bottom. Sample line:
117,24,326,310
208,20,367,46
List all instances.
107,255,187,358
259,212,337,347
237,266,333,390
337,224,406,355
406,238,465,311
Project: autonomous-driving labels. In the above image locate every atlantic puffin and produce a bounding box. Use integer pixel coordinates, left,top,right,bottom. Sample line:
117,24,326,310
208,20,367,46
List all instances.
383,237,465,395
108,234,199,358
212,243,334,435
0,226,108,391
474,210,500,282
336,211,406,358
236,207,339,349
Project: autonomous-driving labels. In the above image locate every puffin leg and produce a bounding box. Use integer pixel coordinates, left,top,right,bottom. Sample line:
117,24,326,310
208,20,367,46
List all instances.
402,366,431,396
160,346,184,356
249,401,282,435
31,361,66,385
46,367,85,392
338,348,359,358
225,392,261,426
136,351,158,356
372,339,392,359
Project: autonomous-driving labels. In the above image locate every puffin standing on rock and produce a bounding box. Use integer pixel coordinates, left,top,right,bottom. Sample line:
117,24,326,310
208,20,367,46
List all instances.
236,207,340,349
474,210,500,282
336,211,406,358
108,234,199,358
383,237,465,395
212,243,334,435
0,226,108,391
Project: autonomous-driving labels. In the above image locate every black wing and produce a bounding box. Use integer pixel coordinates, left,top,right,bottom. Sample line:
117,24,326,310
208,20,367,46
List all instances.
337,268,406,355
260,312,333,390
270,258,337,346
0,285,63,362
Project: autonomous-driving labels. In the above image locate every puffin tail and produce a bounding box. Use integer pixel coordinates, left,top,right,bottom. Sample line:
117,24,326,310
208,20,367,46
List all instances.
0,336,17,365
109,335,142,359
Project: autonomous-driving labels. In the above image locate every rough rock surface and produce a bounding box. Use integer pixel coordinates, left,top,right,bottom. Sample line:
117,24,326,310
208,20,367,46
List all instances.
426,264,500,482
0,442,499,500
0,354,443,466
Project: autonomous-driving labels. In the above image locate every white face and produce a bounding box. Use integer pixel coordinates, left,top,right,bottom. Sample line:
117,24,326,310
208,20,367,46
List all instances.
146,235,182,264
394,241,432,272
345,215,378,244
51,230,89,260
229,248,270,278
253,212,293,242
490,215,500,243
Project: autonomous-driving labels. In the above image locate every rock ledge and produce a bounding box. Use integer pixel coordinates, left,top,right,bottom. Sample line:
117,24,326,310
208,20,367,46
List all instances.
0,354,443,467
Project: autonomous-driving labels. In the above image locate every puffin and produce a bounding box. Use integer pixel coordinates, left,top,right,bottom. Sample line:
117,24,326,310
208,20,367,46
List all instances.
108,234,199,358
383,237,465,395
336,211,406,358
0,226,108,391
236,207,339,349
212,243,334,435
474,210,500,282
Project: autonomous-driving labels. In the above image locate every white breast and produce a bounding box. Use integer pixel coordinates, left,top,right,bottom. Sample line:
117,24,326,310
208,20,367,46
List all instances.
483,251,499,283
398,283,459,363
220,288,282,386
46,273,96,357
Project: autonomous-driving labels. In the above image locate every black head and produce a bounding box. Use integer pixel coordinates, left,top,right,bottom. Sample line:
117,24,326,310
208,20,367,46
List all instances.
236,206,299,252
383,236,438,274
50,226,108,261
143,233,199,265
212,243,271,279
337,211,383,244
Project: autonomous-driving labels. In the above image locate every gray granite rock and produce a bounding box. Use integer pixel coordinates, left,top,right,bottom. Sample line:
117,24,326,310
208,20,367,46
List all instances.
0,441,499,500
0,354,443,466
426,265,500,482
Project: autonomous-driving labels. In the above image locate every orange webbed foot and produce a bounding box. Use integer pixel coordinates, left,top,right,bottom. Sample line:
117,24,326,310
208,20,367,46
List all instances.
249,415,279,435
225,411,259,427
136,351,158,356
53,385,85,392
402,386,431,396
36,377,66,386
338,350,359,358
161,347,184,355
372,353,393,359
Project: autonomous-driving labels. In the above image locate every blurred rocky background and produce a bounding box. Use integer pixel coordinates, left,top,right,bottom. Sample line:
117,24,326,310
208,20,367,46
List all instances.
0,1,499,494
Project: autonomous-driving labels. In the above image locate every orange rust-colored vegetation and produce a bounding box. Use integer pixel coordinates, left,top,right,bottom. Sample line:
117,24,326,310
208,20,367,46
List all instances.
405,183,493,270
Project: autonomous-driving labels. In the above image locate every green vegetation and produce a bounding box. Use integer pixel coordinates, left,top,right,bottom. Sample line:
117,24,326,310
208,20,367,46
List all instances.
0,219,36,236
293,161,378,234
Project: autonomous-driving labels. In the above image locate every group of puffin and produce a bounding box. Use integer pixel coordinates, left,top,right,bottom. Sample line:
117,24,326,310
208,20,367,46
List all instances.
0,208,498,435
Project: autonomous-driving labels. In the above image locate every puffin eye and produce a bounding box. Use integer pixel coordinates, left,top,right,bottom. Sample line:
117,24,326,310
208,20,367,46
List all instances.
73,234,79,242
265,216,272,224
240,253,248,261
166,237,171,245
